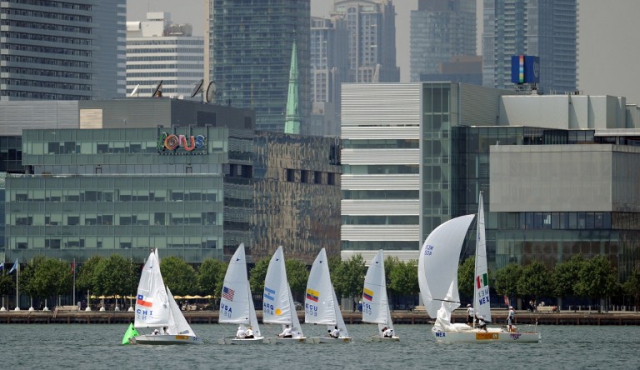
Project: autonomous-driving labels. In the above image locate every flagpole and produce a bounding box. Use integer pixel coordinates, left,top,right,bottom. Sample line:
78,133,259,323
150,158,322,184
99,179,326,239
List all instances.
15,260,20,311
73,258,76,305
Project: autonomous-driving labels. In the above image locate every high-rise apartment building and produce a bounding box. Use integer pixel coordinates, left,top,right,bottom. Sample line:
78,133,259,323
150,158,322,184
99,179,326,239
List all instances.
331,0,399,83
310,16,349,137
0,0,126,100
126,13,204,99
410,0,477,83
482,0,578,94
208,0,311,133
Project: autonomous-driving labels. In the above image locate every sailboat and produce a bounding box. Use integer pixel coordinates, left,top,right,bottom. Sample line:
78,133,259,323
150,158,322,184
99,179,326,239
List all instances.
362,250,399,342
218,244,264,344
129,249,202,345
262,246,306,344
418,192,540,343
305,248,352,344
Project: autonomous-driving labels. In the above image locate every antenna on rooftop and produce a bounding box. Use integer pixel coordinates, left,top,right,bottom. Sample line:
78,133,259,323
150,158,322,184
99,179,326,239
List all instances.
130,84,140,98
152,80,163,98
205,81,217,103
190,79,204,101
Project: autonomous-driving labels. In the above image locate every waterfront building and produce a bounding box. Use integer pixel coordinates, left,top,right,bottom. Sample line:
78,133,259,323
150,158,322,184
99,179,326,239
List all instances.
126,13,204,99
482,0,577,94
2,99,340,265
410,0,476,83
0,0,126,100
208,0,311,133
331,0,400,83
341,82,640,282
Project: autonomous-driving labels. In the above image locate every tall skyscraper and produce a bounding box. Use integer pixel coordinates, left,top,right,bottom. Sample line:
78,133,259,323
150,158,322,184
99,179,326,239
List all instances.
0,0,126,100
209,0,310,133
410,0,477,83
482,0,578,94
126,13,204,99
310,16,349,137
331,0,399,83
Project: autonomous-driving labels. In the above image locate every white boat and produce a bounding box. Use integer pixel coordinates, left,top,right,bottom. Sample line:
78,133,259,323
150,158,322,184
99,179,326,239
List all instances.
362,250,399,342
130,249,202,345
262,246,306,344
218,244,264,345
418,193,541,343
304,248,352,344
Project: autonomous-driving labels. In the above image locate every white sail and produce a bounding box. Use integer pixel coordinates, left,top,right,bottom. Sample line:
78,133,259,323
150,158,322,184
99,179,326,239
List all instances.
263,246,303,336
473,192,492,323
305,248,349,337
362,250,390,326
134,250,170,328
418,214,475,319
167,286,197,337
219,244,251,325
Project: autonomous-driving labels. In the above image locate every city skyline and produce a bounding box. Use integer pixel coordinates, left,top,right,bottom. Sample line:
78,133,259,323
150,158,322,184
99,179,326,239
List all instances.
126,0,640,106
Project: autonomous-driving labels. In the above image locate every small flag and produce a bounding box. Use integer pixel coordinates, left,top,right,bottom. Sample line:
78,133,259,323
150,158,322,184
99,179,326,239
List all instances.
504,295,510,307
362,288,374,301
222,286,235,301
476,272,488,289
136,294,152,307
306,288,319,302
9,259,18,274
70,261,76,275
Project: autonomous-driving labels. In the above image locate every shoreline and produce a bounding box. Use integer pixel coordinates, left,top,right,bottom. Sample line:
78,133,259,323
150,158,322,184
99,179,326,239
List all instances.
1,309,639,325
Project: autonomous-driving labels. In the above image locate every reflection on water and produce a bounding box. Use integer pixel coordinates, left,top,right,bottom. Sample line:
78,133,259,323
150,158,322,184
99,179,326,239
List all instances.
2,324,639,369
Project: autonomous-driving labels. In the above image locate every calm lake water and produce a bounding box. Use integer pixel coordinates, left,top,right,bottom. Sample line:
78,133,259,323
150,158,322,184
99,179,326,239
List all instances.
1,324,639,369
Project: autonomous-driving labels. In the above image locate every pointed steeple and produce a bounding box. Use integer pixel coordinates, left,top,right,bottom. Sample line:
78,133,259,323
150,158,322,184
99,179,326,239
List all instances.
284,40,300,134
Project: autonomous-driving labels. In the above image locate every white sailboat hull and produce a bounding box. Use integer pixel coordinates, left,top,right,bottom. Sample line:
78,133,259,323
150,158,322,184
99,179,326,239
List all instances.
219,336,265,345
263,336,307,344
131,334,202,345
308,336,353,344
432,327,541,343
364,335,400,342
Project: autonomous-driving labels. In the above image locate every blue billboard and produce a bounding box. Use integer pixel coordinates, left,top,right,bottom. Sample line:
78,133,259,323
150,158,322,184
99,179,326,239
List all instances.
511,55,540,84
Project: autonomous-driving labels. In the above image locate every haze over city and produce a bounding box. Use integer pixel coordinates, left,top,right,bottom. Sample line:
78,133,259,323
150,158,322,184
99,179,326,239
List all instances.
126,0,640,105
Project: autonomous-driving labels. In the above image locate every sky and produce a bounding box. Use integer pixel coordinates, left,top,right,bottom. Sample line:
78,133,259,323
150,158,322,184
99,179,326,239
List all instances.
127,0,640,104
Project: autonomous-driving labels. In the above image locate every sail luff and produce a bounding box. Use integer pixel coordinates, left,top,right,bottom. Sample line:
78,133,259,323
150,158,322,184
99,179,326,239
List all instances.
473,192,492,322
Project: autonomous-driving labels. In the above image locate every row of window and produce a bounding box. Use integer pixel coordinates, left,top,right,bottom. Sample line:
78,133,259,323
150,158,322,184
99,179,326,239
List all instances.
127,64,204,70
11,189,219,202
1,31,92,45
285,169,337,186
2,42,91,56
1,55,91,68
342,165,419,175
342,216,419,225
3,78,91,91
499,212,614,230
10,238,218,250
342,139,419,149
28,140,221,155
0,90,91,100
1,20,91,34
126,72,204,78
127,56,203,62
342,190,419,200
10,0,92,11
127,48,204,54
12,212,218,226
5,67,90,80
1,8,91,22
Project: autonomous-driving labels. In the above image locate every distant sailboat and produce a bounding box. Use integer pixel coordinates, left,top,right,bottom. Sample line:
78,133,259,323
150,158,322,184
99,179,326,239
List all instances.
129,249,202,345
218,244,264,344
305,248,352,344
362,250,399,342
263,246,306,344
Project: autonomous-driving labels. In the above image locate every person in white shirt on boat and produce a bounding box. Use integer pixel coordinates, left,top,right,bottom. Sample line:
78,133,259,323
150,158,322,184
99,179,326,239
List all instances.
278,324,293,338
507,306,516,332
329,326,340,338
244,326,254,339
382,327,394,338
466,304,475,326
236,325,247,339
477,315,487,332
153,328,160,335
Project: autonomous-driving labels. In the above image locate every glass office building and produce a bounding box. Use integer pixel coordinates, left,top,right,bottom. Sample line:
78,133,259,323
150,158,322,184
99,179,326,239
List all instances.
4,123,342,264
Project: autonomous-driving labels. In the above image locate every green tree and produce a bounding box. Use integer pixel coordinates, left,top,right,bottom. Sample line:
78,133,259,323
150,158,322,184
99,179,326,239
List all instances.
198,258,228,297
94,254,138,298
575,256,618,308
622,268,640,310
553,255,585,299
160,256,197,296
0,274,15,298
76,255,104,294
249,257,270,296
388,260,419,297
332,254,366,311
22,256,72,304
285,259,309,302
458,256,476,300
494,263,522,297
517,260,552,303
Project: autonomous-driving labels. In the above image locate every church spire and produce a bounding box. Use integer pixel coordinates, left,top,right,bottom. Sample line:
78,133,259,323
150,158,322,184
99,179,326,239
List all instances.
284,40,300,134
